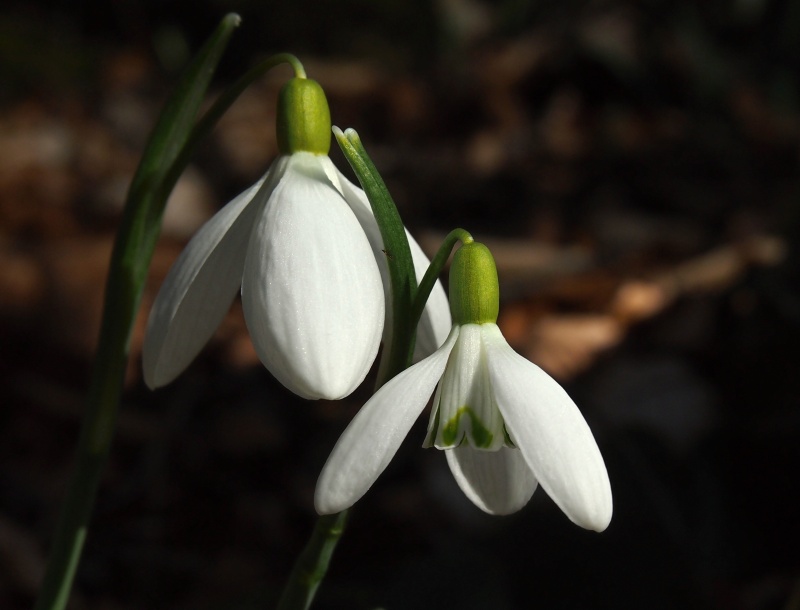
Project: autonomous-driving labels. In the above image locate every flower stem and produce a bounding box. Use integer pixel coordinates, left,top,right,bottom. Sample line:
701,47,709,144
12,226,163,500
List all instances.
192,52,307,145
33,14,242,610
410,228,473,333
276,511,348,610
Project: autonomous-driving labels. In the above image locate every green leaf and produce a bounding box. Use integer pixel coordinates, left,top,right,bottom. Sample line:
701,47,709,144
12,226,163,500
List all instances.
87,12,241,452
122,12,241,297
34,14,241,610
334,127,418,383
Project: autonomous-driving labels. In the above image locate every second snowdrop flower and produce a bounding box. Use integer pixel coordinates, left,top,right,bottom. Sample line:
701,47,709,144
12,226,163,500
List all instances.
316,241,613,531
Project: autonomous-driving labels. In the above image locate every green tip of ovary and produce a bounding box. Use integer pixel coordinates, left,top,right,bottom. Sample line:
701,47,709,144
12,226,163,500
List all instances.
448,242,500,325
276,77,332,155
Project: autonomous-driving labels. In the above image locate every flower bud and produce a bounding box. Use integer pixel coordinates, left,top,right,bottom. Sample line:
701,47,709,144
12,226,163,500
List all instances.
448,242,499,325
276,77,331,155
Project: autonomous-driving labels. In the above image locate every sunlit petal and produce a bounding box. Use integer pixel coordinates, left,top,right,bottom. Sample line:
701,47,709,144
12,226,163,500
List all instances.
142,170,274,388
482,324,613,531
446,446,538,515
242,153,384,400
315,326,459,514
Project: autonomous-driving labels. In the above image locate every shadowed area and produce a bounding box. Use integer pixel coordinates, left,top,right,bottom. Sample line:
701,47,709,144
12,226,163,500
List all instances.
1,1,799,608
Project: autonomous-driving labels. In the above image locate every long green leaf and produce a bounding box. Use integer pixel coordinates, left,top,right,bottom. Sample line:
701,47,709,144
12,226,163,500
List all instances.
34,14,241,610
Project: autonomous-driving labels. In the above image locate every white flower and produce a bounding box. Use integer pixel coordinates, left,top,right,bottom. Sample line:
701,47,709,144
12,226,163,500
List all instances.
315,322,613,531
143,152,451,400
143,152,386,400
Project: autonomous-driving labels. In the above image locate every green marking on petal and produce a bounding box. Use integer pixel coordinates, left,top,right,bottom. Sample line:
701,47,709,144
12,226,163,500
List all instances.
441,413,460,446
441,406,494,449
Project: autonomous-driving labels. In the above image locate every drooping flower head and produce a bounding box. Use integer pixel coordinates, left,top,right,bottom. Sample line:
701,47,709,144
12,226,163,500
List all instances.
316,240,612,531
143,73,450,400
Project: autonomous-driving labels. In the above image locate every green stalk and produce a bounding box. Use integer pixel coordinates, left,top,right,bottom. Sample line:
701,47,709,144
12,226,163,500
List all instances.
410,228,473,333
182,52,306,161
276,512,348,610
34,14,242,610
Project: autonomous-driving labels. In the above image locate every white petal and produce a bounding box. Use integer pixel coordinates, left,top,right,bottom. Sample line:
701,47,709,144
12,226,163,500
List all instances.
336,168,452,359
446,446,538,515
142,169,277,388
241,152,385,400
482,324,613,531
315,326,460,514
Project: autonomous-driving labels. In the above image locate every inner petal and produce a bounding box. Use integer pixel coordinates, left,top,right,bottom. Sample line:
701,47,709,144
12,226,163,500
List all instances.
425,324,507,450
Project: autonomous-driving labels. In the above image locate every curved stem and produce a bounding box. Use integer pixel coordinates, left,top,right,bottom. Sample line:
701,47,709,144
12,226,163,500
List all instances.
150,52,305,215
198,53,306,131
410,228,472,333
285,55,307,79
276,512,348,610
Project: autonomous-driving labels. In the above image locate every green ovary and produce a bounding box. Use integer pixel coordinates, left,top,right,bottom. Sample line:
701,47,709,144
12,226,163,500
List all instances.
441,406,494,449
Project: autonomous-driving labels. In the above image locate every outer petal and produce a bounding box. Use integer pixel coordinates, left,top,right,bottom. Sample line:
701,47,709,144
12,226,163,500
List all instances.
241,152,384,400
315,326,460,514
482,324,613,531
446,446,538,515
142,168,278,388
335,167,451,359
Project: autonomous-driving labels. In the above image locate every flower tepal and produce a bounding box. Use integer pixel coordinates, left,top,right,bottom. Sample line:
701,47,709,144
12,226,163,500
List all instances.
143,77,385,400
315,241,613,531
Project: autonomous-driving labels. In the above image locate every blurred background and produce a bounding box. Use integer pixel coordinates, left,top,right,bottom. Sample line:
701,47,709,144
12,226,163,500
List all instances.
2,0,800,608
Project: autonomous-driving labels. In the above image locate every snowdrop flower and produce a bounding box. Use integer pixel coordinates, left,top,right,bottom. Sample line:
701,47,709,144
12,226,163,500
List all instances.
143,76,450,400
143,77,384,400
315,241,612,531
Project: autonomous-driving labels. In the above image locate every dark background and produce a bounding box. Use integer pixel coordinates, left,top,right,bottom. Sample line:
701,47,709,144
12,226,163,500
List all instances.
1,1,799,608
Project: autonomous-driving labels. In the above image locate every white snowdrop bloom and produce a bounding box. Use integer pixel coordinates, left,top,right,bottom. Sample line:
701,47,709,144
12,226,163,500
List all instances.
315,242,612,531
143,146,384,399
143,77,450,399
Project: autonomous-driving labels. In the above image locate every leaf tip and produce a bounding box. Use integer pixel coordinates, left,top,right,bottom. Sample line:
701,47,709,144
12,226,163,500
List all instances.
224,13,242,28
